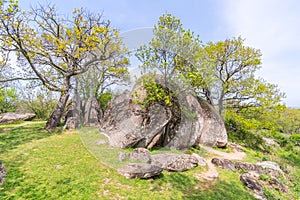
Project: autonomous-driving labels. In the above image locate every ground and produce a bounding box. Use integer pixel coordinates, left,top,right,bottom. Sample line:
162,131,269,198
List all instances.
0,121,298,199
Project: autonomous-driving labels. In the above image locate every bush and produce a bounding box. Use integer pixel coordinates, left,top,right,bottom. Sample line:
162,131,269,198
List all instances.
0,88,18,113
225,118,266,151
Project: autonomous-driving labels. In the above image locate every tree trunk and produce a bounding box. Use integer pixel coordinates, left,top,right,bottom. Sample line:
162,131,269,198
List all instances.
46,91,70,129
218,90,225,116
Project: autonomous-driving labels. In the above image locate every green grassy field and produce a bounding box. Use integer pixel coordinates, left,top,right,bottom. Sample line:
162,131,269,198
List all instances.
0,122,298,199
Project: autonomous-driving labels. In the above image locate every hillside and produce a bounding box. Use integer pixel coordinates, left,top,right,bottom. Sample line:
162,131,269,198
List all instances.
0,122,299,199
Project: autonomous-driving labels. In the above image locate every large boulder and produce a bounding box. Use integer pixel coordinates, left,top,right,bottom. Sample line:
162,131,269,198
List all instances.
0,112,36,124
83,96,102,126
118,163,163,179
63,95,81,129
63,95,102,129
0,161,6,185
151,153,204,172
100,76,227,150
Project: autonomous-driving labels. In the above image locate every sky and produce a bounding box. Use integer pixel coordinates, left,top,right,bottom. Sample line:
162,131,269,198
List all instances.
18,0,300,107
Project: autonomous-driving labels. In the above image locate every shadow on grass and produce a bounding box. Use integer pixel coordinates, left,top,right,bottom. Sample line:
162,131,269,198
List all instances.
0,122,51,154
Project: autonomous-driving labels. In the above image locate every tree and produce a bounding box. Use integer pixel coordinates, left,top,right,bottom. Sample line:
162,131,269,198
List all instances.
0,1,129,128
203,37,285,114
135,14,202,106
76,50,130,109
17,88,58,120
136,14,285,117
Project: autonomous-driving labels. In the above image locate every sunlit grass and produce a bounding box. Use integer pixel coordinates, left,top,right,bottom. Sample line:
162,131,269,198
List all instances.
0,122,298,199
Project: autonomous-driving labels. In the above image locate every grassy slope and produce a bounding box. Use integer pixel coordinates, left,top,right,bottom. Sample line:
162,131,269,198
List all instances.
0,122,297,199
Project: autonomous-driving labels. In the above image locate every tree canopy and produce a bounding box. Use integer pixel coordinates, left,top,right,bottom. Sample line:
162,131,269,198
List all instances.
0,1,129,128
135,14,285,116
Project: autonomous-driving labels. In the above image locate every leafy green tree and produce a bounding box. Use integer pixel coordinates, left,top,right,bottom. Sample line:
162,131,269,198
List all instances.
76,50,130,109
0,1,129,128
0,87,17,113
135,14,202,107
202,37,284,114
136,14,201,79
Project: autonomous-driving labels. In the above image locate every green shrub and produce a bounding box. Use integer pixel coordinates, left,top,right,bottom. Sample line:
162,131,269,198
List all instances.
225,118,266,151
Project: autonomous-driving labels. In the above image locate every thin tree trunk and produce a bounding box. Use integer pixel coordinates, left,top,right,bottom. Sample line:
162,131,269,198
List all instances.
218,90,225,116
46,91,70,129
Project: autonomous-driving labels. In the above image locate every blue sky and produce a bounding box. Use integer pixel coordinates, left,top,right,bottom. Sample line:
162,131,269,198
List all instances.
19,0,300,107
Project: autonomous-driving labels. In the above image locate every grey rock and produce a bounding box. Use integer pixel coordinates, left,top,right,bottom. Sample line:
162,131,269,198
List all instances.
100,75,228,149
151,153,200,172
0,161,6,185
191,153,207,167
196,98,227,148
256,161,283,176
211,158,236,171
129,148,151,163
63,95,102,129
269,177,287,192
0,112,36,124
63,95,81,129
118,163,163,179
240,173,266,200
212,158,283,177
84,96,102,126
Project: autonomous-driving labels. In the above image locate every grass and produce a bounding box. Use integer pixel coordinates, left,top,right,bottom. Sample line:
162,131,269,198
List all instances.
0,122,298,199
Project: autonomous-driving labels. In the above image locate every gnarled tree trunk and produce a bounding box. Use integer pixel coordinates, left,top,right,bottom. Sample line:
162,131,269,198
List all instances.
46,91,70,129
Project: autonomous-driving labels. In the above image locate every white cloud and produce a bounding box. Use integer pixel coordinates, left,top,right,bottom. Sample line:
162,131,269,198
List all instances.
223,0,300,107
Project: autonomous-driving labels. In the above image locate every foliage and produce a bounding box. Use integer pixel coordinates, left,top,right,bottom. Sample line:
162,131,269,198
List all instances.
135,14,202,107
0,1,129,128
135,14,285,117
97,91,113,111
75,36,130,103
17,88,57,120
276,108,300,134
0,87,17,113
132,74,174,109
225,117,267,151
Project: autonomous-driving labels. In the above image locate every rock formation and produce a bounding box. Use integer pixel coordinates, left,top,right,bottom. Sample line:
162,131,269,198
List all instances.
117,148,206,178
100,76,227,150
63,95,102,129
0,112,36,124
118,163,163,179
212,158,288,199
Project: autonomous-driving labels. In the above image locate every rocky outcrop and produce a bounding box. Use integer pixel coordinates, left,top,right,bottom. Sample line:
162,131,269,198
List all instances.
212,158,288,199
118,163,163,179
151,153,205,172
240,173,266,200
0,161,6,185
63,95,81,129
83,96,102,126
63,96,102,129
117,148,206,178
100,76,227,150
211,158,282,177
0,112,36,124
